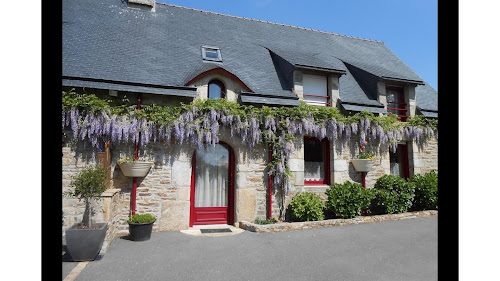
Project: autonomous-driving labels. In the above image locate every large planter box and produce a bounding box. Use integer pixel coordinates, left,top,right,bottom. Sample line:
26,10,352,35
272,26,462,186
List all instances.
65,222,108,261
351,159,375,172
118,161,154,177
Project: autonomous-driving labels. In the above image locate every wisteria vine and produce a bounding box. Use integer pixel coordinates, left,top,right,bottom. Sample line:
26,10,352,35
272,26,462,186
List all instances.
62,90,437,198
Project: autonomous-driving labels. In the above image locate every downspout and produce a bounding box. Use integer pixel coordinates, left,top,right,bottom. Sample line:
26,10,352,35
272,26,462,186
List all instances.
267,145,273,220
131,93,142,216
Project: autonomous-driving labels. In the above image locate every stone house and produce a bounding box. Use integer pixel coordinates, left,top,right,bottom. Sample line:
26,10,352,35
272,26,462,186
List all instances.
62,0,437,249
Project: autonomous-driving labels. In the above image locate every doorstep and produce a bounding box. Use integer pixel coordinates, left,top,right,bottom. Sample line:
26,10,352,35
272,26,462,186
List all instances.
240,210,438,233
180,224,245,237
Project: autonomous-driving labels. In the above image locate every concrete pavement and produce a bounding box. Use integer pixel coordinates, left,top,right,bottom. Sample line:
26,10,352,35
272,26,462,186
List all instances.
63,217,437,281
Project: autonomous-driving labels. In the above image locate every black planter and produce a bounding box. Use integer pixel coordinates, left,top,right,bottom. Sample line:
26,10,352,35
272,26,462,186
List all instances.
65,222,108,261
128,222,154,241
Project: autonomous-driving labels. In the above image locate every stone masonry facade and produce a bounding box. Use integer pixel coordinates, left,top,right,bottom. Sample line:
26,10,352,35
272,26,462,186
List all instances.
62,74,437,252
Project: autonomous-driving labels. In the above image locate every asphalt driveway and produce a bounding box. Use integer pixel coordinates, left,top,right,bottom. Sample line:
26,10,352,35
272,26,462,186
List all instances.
63,217,437,281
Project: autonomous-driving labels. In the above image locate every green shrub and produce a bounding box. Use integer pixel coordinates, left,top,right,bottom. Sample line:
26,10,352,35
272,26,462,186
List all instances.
409,170,438,210
325,181,374,219
288,192,326,222
254,218,279,225
65,164,108,227
127,213,156,224
372,175,415,214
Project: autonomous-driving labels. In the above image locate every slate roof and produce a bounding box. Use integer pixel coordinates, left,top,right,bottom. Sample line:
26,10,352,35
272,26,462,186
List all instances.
62,0,437,116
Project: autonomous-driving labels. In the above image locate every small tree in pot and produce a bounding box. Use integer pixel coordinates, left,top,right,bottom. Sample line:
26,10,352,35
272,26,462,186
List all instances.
64,164,109,261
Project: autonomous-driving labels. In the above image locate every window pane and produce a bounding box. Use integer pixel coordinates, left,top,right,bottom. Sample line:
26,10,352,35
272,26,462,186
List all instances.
208,82,222,99
304,140,324,181
195,144,229,207
389,147,404,178
303,74,328,106
205,49,219,59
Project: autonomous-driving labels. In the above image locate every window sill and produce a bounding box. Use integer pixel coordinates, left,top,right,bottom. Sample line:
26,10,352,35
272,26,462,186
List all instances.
304,182,329,187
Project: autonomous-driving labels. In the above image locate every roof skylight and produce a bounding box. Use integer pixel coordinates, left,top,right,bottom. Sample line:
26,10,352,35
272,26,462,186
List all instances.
202,45,222,62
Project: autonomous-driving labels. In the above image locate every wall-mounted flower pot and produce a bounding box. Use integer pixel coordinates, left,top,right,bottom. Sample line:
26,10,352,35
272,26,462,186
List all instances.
351,159,375,172
65,222,108,261
128,222,154,241
118,161,154,177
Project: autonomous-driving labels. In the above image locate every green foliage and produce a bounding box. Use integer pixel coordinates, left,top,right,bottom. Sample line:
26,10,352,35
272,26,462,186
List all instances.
325,181,375,219
127,213,157,224
65,164,108,200
409,170,438,210
372,175,415,214
62,89,133,115
254,217,279,225
288,192,326,222
357,152,374,159
407,114,438,130
64,164,108,227
117,157,137,165
62,89,111,111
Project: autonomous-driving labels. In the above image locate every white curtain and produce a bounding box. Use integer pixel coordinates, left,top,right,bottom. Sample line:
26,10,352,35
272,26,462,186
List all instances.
195,144,229,207
305,161,324,181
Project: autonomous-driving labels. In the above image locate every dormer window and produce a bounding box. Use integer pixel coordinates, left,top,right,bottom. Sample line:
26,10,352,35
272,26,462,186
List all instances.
386,86,407,121
208,80,225,99
303,74,329,106
202,46,222,62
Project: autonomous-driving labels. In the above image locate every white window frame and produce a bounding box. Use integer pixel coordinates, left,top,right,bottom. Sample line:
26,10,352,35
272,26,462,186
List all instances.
201,45,222,62
302,74,329,106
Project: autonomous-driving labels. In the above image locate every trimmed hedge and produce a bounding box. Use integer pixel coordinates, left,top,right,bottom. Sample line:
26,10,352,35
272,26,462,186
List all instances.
372,175,415,214
288,192,326,222
325,181,374,219
409,170,438,210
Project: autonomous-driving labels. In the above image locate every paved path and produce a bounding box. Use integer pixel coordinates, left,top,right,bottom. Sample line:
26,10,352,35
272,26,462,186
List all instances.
64,217,437,281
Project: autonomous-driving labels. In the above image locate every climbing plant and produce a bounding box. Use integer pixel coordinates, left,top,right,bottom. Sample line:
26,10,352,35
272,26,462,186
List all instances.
62,89,437,215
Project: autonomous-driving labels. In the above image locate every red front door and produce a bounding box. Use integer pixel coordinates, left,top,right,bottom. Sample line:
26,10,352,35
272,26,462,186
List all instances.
190,143,234,226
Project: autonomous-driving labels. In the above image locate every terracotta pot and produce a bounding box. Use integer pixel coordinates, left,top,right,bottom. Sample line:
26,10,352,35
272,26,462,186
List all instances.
118,161,154,177
351,159,375,172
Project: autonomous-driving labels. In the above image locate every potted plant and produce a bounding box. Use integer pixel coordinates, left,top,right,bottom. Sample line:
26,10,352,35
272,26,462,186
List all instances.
64,164,109,261
351,151,375,172
117,157,154,177
127,213,156,241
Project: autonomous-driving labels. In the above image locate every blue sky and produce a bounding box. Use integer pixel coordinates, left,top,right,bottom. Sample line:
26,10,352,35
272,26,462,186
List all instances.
156,0,437,90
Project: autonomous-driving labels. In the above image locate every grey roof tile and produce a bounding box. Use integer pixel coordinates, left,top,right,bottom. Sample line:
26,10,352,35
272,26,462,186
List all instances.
63,0,436,110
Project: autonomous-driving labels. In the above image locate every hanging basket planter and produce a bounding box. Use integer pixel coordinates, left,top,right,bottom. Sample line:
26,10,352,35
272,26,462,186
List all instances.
351,159,375,172
118,161,154,177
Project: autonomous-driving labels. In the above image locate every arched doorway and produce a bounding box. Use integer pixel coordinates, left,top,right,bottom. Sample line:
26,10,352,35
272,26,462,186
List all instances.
189,142,235,226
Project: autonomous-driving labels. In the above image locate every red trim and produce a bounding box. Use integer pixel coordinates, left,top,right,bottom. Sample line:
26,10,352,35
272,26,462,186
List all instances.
303,94,330,106
184,67,252,92
386,107,407,111
208,80,226,99
131,93,142,216
189,150,196,227
304,181,328,186
303,93,330,99
303,137,331,185
228,144,235,225
386,86,408,122
189,142,235,227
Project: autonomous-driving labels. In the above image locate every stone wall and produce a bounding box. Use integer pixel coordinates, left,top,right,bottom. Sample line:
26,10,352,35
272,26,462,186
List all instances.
410,138,438,176
62,88,438,251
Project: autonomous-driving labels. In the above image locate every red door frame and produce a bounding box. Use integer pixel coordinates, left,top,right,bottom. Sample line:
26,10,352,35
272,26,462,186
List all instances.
189,142,235,227
304,137,331,185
